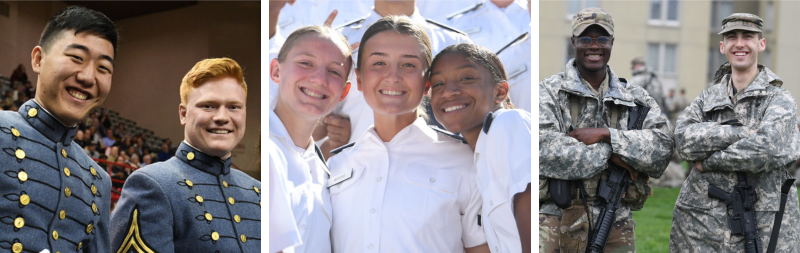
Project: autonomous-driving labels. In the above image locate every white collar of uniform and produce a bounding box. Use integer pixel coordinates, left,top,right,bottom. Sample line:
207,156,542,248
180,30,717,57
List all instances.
364,7,427,28
475,108,507,155
268,109,317,155
359,116,436,146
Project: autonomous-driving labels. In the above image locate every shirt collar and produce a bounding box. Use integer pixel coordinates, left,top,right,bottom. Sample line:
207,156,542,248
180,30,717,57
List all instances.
175,141,232,176
361,117,434,144
18,99,78,146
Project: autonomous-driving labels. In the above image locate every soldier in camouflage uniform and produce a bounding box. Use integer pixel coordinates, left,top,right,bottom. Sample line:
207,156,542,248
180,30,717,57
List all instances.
539,7,674,252
629,57,668,119
670,13,800,253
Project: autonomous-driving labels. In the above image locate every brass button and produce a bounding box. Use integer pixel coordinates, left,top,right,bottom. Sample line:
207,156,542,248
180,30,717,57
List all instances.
15,149,25,159
205,213,213,221
64,187,71,197
28,108,37,117
254,186,259,194
59,210,66,220
61,149,67,158
12,242,21,253
86,223,93,234
185,180,193,187
64,167,71,177
91,184,97,195
90,166,97,176
211,232,219,241
11,127,19,137
20,194,29,205
187,152,195,160
92,203,98,214
52,230,58,240
240,234,246,242
228,197,235,205
234,215,241,223
195,195,204,203
14,217,24,228
259,201,261,207
222,181,228,188
18,171,27,182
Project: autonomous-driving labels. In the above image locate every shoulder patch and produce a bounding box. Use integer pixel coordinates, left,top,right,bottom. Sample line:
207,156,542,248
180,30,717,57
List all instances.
496,32,529,55
446,2,484,20
116,205,156,253
483,111,495,134
334,17,366,30
430,125,467,144
425,18,468,36
330,142,356,155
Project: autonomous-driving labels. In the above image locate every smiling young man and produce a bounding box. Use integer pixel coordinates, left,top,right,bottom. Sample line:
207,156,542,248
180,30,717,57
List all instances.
670,13,800,252
110,58,260,253
0,6,117,253
538,7,674,252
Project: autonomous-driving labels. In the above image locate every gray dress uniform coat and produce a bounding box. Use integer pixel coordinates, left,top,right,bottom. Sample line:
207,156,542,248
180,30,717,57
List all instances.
539,59,674,222
670,64,800,252
110,142,261,253
0,99,111,253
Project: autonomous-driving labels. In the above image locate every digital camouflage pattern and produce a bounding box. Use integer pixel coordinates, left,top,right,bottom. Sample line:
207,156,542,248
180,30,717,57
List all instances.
571,7,615,37
539,59,674,248
670,63,800,252
539,213,635,253
628,66,667,117
719,13,763,35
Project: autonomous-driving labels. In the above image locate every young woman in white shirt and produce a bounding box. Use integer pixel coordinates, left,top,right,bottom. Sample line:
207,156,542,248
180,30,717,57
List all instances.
327,16,489,253
427,43,533,253
268,25,352,253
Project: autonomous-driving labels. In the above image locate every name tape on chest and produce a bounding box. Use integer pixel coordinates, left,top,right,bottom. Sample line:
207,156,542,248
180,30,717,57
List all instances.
327,168,354,189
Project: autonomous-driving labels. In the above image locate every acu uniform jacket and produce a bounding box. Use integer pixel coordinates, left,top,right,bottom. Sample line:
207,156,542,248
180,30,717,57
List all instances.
110,142,261,253
0,99,111,253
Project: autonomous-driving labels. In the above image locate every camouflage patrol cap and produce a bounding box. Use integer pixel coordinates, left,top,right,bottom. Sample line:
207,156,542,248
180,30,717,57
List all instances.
572,7,614,37
718,13,763,35
631,56,646,65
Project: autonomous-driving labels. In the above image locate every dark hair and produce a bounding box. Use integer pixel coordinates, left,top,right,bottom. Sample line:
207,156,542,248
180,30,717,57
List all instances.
428,43,514,109
357,15,432,72
39,6,119,57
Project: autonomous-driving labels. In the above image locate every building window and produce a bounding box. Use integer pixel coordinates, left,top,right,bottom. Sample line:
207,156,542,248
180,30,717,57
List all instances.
566,0,599,19
765,2,774,32
649,0,680,26
648,43,678,75
710,1,733,32
707,47,728,82
566,38,576,64
761,48,772,68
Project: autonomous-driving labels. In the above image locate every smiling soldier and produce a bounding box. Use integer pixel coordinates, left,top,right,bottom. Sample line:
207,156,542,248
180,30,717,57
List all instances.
110,58,260,253
538,7,674,252
670,13,800,253
0,6,117,253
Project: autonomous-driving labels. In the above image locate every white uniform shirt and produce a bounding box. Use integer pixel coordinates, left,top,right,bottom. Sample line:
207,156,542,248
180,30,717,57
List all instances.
474,109,532,253
268,139,301,253
277,0,372,36
269,29,285,111
417,0,483,24
269,109,333,253
446,0,531,53
328,117,486,252
335,8,473,144
497,28,531,113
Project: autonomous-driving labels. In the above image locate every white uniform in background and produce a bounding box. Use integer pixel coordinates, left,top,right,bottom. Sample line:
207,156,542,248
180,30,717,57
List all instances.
267,139,301,253
328,117,486,252
417,0,483,24
474,109,532,253
277,0,372,36
268,28,285,111
268,110,333,253
497,29,532,113
445,0,531,53
335,8,472,144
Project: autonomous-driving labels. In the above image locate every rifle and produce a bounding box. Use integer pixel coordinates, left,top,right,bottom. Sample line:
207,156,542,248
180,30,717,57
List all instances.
708,172,762,253
586,102,650,253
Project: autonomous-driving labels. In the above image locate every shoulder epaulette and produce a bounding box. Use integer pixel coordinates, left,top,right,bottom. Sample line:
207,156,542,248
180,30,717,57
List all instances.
430,125,468,144
483,111,495,134
426,18,468,36
446,2,483,20
314,144,329,169
618,77,628,83
496,32,529,55
330,142,356,155
334,17,366,30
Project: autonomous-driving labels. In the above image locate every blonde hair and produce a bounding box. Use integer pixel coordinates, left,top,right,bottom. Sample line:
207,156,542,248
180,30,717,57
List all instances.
180,57,247,105
277,25,353,74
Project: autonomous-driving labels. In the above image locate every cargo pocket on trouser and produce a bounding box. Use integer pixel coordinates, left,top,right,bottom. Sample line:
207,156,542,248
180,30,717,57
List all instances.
559,205,589,252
